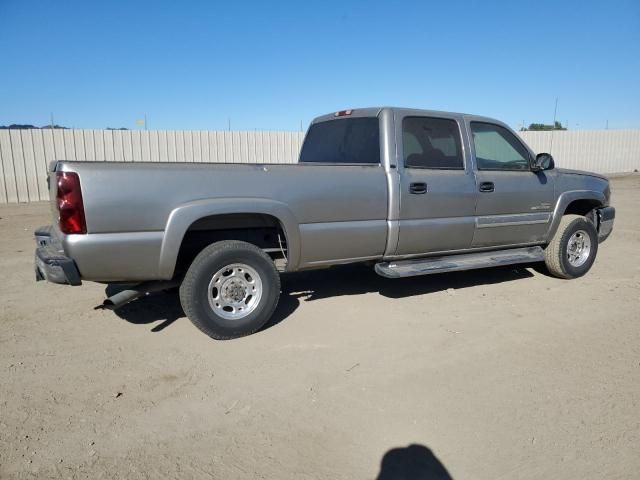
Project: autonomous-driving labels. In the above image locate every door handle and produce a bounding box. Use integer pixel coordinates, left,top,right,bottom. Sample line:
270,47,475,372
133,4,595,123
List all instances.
409,182,428,194
479,182,495,193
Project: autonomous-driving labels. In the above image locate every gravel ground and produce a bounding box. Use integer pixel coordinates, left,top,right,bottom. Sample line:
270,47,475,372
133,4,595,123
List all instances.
1,175,639,479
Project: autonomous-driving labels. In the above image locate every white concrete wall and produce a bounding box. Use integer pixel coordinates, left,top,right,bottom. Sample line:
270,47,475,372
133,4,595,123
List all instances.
0,128,638,204
0,129,306,203
518,130,640,175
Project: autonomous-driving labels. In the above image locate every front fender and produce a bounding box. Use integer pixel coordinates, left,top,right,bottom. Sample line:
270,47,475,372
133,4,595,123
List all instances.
158,198,301,278
546,190,606,242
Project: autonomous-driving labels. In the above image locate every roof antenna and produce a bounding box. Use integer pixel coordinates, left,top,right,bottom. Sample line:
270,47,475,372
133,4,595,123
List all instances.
549,97,558,154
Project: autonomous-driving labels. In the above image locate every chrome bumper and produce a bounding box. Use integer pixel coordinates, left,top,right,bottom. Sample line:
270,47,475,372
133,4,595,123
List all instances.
596,207,615,243
34,225,82,286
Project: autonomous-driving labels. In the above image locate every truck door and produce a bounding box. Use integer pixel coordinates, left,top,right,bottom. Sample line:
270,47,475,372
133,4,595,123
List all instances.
396,115,477,255
468,121,555,247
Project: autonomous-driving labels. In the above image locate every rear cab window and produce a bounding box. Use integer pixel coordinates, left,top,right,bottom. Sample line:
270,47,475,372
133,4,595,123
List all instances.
299,117,380,164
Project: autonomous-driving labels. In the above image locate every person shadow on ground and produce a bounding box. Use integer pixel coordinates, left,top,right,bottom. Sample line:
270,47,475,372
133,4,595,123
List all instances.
376,444,453,480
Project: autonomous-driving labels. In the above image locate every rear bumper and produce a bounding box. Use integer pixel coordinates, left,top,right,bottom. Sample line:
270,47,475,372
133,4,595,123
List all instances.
596,207,615,243
34,225,82,286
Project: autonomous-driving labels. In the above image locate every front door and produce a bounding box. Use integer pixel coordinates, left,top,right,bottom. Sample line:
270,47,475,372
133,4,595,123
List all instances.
469,121,555,247
396,115,477,255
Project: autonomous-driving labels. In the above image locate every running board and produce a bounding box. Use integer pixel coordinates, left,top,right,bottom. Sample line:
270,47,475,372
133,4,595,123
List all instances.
375,246,544,279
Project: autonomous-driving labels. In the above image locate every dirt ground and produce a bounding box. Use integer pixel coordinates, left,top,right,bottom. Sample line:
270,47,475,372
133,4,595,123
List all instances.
1,175,639,480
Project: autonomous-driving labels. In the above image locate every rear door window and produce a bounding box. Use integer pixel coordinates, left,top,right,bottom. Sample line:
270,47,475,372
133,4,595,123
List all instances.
402,117,464,169
299,118,380,164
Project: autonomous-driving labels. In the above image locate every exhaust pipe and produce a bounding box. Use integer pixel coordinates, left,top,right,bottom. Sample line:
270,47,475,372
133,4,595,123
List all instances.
97,280,179,310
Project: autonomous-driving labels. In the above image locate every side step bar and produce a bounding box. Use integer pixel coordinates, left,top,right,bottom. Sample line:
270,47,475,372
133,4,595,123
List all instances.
375,246,544,279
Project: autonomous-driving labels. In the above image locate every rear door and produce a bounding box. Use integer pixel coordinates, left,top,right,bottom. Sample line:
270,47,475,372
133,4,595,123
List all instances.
296,114,389,267
396,114,477,255
469,121,555,247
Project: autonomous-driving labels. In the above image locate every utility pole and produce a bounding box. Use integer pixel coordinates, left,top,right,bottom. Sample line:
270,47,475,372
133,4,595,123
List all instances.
228,118,231,131
144,114,148,130
549,97,558,153
50,112,55,129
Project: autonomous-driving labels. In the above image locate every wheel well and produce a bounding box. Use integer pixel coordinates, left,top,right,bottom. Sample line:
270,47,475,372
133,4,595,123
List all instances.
564,199,602,217
175,213,288,275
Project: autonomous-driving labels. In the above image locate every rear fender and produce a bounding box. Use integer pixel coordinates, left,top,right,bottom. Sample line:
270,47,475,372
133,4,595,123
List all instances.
158,198,300,278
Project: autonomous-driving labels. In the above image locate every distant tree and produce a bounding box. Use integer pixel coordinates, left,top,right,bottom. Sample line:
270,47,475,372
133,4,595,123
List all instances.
0,124,68,129
522,121,567,131
0,124,38,129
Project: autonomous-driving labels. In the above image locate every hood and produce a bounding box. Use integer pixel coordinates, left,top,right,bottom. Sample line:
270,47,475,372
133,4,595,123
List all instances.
555,168,608,181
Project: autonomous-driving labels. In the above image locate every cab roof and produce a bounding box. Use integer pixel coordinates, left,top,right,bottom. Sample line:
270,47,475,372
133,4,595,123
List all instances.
310,106,505,128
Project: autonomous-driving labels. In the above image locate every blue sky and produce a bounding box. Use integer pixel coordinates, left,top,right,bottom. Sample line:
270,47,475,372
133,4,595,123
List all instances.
1,0,638,131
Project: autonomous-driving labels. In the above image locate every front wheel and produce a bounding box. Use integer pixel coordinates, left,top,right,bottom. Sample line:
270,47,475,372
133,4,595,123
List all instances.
543,215,598,279
179,240,281,340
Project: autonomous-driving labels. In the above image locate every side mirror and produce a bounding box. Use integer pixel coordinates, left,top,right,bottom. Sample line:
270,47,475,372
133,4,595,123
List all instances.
532,153,555,171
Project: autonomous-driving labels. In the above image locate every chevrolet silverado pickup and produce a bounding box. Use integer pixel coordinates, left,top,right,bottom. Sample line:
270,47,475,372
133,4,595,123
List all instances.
34,107,615,339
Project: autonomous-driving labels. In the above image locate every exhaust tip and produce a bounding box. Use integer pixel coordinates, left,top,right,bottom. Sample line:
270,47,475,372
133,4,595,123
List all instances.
95,280,179,311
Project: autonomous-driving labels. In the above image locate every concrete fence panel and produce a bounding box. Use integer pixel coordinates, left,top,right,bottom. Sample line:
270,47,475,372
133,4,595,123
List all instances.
517,130,640,174
0,128,638,204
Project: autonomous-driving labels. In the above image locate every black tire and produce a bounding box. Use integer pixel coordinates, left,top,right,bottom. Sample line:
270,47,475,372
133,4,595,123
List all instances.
543,215,598,279
179,240,280,340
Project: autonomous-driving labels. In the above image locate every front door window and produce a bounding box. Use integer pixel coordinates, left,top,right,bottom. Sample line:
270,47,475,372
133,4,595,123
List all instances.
471,122,531,171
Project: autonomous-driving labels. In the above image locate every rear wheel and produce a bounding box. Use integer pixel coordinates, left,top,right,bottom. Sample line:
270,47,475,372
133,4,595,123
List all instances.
544,215,598,279
179,240,280,339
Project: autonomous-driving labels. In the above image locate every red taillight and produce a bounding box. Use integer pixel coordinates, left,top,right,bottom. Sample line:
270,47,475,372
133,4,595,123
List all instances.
334,109,354,117
56,171,87,234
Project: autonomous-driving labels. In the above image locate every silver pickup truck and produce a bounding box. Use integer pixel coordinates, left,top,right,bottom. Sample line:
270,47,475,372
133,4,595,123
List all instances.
35,107,615,339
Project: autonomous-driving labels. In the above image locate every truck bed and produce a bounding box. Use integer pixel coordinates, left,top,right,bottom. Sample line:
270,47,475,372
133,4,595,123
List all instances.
48,161,389,280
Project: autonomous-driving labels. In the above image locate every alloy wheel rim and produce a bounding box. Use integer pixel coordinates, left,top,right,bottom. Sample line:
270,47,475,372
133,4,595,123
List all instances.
566,230,591,267
208,263,263,320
